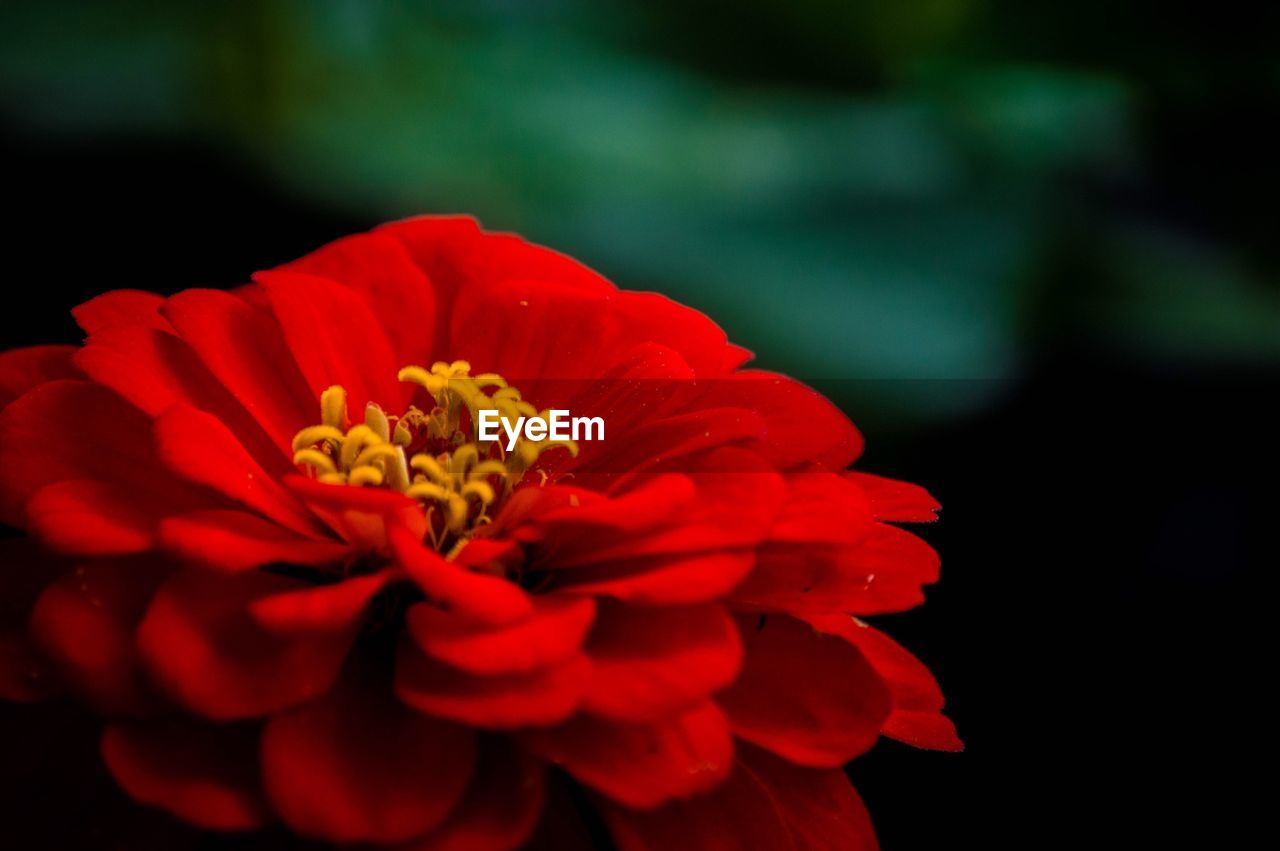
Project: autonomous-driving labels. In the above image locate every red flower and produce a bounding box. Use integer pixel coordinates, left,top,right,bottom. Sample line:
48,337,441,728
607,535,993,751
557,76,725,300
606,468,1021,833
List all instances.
0,217,959,849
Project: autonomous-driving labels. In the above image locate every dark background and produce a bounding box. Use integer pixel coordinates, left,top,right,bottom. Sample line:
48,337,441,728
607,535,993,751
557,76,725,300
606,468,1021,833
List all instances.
1,2,1272,848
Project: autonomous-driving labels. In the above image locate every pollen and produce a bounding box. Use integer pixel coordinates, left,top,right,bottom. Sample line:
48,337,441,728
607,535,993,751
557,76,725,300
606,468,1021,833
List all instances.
291,361,577,550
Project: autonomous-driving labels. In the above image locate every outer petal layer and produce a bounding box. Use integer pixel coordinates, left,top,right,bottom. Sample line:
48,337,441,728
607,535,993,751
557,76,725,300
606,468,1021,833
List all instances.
261,684,476,844
522,700,733,810
102,720,270,831
137,569,359,720
718,614,890,767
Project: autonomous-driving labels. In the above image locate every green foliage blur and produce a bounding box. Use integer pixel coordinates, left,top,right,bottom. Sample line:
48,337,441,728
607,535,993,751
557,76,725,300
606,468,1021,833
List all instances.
3,0,1278,424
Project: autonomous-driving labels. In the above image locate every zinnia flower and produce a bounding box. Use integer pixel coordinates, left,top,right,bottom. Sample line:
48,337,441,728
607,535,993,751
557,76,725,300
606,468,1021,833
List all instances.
0,216,959,849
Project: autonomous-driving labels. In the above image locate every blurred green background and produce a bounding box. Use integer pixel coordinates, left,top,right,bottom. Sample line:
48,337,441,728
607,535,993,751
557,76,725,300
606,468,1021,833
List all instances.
2,0,1278,425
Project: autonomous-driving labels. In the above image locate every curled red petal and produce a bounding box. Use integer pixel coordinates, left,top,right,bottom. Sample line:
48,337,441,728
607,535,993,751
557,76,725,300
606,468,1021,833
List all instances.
722,343,754,371
844,471,940,522
542,450,784,569
250,569,396,633
158,509,349,572
522,700,733,810
583,601,743,723
0,380,210,528
531,474,696,539
719,614,890,768
807,614,962,752
161,288,315,453
287,474,427,550
261,683,475,844
406,595,596,676
397,638,590,728
77,325,290,471
390,524,532,626
101,720,270,831
137,568,358,720
550,550,755,606
767,472,876,545
732,523,940,617
154,405,322,537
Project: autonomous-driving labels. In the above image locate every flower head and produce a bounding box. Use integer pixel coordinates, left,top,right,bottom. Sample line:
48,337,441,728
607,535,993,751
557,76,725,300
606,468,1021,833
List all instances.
0,217,959,848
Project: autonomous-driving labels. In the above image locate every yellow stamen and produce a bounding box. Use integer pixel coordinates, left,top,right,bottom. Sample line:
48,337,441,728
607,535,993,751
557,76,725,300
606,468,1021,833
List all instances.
293,448,337,474
291,425,344,453
291,361,577,552
365,404,391,442
320,386,347,428
349,467,384,487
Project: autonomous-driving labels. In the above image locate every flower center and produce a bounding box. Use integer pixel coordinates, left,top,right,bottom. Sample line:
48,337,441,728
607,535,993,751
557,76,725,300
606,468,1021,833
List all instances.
290,360,577,550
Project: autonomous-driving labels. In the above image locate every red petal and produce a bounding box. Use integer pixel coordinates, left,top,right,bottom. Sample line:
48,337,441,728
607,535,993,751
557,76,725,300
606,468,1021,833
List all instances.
72,289,167,335
76,325,289,470
377,216,615,354
722,343,754,371
406,738,546,851
273,230,438,369
522,700,732,809
261,684,475,843
406,595,596,676
583,602,743,723
807,615,962,752
390,524,532,626
564,342,698,424
449,280,621,384
611,291,729,379
601,760,798,851
250,569,395,633
530,475,695,539
844,471,940,522
25,480,156,555
0,380,208,527
137,568,358,720
719,614,890,767
153,405,321,536
738,745,880,851
573,408,768,483
287,475,427,550
837,525,940,613
102,720,270,831
768,472,875,545
397,639,590,728
159,509,349,572
161,289,315,454
735,522,939,617
29,558,169,716
552,550,756,606
0,345,79,408
257,271,406,414
697,371,863,470
539,450,784,569
448,284,727,406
